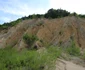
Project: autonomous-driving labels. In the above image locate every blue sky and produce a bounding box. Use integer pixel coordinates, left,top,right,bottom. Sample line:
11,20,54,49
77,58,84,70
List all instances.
0,0,85,24
0,0,49,24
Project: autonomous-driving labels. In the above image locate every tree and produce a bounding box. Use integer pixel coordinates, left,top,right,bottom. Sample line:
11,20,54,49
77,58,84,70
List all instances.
44,8,70,18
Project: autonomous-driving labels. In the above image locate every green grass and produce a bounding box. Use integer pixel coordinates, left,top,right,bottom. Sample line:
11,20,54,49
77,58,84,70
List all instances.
83,51,85,59
64,41,80,56
0,46,61,70
66,46,80,56
82,51,85,60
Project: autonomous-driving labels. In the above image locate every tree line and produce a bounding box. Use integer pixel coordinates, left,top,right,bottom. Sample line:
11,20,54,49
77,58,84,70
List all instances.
0,8,85,30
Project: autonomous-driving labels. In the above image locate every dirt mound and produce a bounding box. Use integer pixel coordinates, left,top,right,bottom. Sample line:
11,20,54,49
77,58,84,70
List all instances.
0,16,85,49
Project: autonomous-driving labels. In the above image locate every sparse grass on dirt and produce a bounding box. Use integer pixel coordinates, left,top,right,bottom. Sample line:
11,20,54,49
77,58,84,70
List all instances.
82,51,85,60
61,40,81,56
66,45,80,56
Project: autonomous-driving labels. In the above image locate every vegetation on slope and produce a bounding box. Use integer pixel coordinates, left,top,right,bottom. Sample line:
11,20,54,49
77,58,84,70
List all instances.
0,43,83,70
0,18,22,30
0,8,85,70
0,46,61,70
0,33,84,70
0,8,85,30
82,50,85,60
44,8,70,18
23,33,38,47
66,41,80,56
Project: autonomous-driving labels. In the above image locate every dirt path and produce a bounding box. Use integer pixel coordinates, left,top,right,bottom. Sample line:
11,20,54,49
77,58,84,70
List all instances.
56,59,85,70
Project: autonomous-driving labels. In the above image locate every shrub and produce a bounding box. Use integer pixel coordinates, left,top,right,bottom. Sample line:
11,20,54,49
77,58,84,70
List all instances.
0,46,61,70
23,34,38,47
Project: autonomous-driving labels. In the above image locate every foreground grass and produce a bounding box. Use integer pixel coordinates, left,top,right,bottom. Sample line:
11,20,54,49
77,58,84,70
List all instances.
0,44,84,70
0,46,61,70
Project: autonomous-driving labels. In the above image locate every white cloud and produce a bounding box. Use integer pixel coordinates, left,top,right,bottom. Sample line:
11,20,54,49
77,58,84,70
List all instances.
0,0,49,23
1,0,85,24
0,5,31,16
0,6,47,16
0,17,11,22
0,0,48,16
49,0,85,14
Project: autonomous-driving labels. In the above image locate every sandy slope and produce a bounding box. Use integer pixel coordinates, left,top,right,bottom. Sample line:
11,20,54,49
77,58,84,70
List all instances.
56,59,85,70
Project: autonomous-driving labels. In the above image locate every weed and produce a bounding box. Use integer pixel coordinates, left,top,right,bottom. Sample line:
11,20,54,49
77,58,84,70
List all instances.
66,41,80,56
82,50,85,60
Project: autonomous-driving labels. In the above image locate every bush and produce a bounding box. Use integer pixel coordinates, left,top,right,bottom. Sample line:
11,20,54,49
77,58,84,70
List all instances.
0,46,61,70
44,8,70,18
23,34,38,47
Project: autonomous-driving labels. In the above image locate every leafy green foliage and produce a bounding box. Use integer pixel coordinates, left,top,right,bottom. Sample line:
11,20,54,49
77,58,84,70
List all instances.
0,19,22,30
23,34,38,47
0,46,61,70
78,14,85,18
28,14,44,19
44,8,70,18
1,8,85,30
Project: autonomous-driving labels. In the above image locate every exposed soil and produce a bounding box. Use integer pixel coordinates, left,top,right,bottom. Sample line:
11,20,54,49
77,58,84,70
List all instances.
0,16,85,49
56,59,85,70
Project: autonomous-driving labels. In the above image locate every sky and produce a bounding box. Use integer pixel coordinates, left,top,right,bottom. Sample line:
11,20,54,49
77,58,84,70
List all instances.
0,0,85,24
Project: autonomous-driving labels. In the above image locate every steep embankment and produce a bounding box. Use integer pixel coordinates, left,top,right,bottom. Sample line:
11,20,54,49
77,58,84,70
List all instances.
0,19,37,48
0,16,85,49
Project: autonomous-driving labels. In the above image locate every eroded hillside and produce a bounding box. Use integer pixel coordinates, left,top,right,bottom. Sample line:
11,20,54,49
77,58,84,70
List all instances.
0,16,85,50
